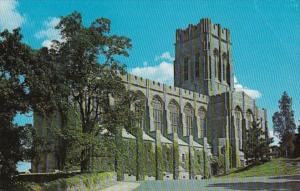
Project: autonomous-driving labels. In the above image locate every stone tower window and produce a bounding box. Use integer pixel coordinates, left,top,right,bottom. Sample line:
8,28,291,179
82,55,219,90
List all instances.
213,48,219,80
152,97,163,131
168,100,180,134
222,53,227,81
208,56,212,79
195,53,200,78
198,107,207,138
226,63,231,85
184,57,189,81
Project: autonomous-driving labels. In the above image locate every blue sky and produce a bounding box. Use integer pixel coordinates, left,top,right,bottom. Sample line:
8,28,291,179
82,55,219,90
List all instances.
1,0,299,145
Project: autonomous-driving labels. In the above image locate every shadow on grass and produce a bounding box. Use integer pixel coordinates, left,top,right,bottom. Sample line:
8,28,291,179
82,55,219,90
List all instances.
227,163,262,174
208,181,300,191
270,175,300,180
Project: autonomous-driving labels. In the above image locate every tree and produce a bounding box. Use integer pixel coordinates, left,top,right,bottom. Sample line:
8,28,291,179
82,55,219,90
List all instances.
272,91,296,157
0,28,61,187
49,12,142,173
0,28,64,187
244,120,273,165
293,123,300,157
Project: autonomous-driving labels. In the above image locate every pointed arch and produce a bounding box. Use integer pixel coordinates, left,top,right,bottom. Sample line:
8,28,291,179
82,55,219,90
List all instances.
134,90,147,131
198,106,207,138
246,109,254,130
168,99,180,134
235,106,243,150
152,95,164,131
184,103,194,136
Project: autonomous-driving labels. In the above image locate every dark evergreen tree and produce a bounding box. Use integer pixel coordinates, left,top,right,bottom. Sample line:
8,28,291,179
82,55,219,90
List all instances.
272,91,296,157
244,120,273,165
293,123,300,157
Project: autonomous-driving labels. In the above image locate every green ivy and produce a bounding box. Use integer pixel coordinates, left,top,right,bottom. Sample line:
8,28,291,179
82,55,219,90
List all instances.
143,141,156,177
162,144,173,173
193,149,204,176
173,140,179,179
156,143,163,180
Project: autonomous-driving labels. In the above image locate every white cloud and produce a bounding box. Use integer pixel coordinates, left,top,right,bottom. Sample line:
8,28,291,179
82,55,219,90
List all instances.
234,75,262,99
0,0,25,31
269,130,280,146
155,51,174,62
131,61,174,85
35,17,62,48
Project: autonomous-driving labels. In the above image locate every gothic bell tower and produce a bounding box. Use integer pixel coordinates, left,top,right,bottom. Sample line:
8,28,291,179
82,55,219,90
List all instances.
174,18,234,96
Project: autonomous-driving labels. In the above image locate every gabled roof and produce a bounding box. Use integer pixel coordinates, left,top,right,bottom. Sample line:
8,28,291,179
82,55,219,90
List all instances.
122,128,136,139
143,131,155,142
178,138,189,146
161,135,172,144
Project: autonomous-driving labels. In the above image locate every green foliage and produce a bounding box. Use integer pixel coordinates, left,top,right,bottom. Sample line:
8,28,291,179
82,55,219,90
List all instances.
203,150,211,178
173,140,179,179
155,143,164,180
223,157,300,178
272,91,296,157
162,144,173,173
0,28,62,187
135,126,144,180
244,120,273,164
123,140,137,175
143,142,156,177
12,172,115,191
293,125,300,157
211,154,225,175
42,172,115,191
193,149,204,176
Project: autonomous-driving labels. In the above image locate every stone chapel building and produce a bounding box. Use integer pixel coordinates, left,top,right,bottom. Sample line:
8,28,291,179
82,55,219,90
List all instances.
32,18,268,180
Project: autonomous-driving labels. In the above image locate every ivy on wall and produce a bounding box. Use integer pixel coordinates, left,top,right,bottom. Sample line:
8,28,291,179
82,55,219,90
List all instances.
143,141,156,177
162,144,173,173
193,149,204,176
156,143,163,180
173,139,179,179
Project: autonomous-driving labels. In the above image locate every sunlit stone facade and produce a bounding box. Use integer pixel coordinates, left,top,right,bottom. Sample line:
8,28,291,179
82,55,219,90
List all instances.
33,18,268,180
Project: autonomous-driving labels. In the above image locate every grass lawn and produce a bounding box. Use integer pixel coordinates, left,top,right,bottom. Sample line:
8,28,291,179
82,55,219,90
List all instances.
221,157,300,178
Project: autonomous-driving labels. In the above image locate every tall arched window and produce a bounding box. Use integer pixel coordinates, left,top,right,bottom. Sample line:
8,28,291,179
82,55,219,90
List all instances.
226,63,231,85
222,53,227,81
235,107,243,149
195,53,200,78
208,56,212,79
152,96,163,131
213,49,219,80
184,104,194,136
184,57,189,81
246,110,254,130
168,100,180,134
198,107,207,138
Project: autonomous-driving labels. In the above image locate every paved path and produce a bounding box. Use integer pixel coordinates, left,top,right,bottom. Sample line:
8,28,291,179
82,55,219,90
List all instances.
101,182,141,191
133,174,300,191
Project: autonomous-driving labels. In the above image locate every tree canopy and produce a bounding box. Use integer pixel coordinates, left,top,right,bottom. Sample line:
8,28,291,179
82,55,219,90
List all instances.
272,91,296,157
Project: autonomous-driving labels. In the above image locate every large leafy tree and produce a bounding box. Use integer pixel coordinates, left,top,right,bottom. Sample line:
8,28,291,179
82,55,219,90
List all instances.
50,12,143,173
272,91,296,157
0,28,63,187
244,120,273,164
